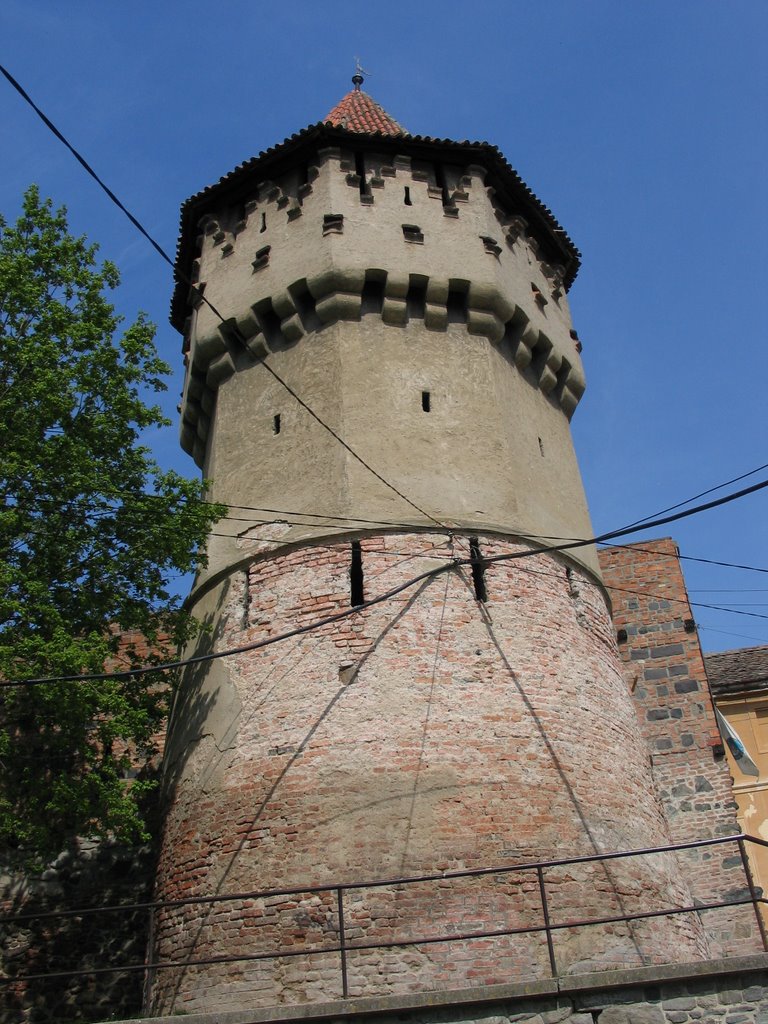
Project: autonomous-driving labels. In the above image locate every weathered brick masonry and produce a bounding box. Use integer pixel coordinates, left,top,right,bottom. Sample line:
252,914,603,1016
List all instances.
151,534,711,1014
147,81,764,1017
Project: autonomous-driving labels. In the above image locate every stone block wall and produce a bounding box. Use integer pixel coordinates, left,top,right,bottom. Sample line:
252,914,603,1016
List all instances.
0,840,155,1024
597,540,756,956
105,956,768,1024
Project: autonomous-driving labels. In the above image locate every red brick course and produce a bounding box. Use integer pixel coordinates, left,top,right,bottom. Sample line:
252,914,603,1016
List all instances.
150,533,721,1013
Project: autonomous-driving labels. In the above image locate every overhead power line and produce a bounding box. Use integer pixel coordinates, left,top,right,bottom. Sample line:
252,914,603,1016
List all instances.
9,60,767,543
600,541,768,577
0,561,454,689
0,63,175,271
4,66,768,684
698,626,768,647
0,61,442,531
4,472,768,689
10,491,768,579
4,57,767,550
614,460,768,533
479,476,768,571
14,484,768,577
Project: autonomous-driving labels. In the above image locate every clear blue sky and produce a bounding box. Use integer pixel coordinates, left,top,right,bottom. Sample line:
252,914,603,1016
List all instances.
2,1,766,652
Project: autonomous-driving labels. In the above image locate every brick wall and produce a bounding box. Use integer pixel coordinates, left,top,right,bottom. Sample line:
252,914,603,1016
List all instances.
150,533,712,1014
598,539,755,957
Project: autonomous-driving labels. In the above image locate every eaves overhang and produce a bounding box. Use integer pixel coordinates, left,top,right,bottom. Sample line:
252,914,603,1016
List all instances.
171,121,582,333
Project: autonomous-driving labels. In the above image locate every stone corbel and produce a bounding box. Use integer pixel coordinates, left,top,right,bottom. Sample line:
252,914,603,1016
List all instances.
424,279,449,331
382,272,409,325
307,267,365,323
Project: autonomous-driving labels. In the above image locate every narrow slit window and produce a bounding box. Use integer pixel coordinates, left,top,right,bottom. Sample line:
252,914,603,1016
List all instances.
242,568,251,628
421,390,431,412
273,414,281,435
404,186,412,206
469,536,488,602
260,212,267,232
354,151,368,196
434,161,451,207
350,541,364,606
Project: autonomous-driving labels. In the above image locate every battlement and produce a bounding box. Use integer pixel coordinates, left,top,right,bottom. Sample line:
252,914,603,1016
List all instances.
178,138,585,468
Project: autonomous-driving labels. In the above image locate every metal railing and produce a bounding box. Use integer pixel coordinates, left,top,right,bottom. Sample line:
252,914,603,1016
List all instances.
2,833,767,1000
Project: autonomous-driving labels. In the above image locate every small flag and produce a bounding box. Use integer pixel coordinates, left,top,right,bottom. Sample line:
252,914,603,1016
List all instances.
715,708,760,778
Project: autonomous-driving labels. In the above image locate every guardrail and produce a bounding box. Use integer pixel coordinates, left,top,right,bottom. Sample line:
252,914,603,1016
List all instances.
2,833,767,1001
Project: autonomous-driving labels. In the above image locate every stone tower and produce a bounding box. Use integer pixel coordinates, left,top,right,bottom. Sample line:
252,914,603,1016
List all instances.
150,81,711,1014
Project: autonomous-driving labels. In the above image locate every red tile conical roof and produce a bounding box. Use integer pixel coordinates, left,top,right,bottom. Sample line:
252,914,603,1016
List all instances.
325,82,406,136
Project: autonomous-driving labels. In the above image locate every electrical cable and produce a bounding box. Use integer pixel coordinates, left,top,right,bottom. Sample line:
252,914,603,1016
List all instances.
478,476,768,570
597,540,768,577
689,589,768,594
697,626,768,646
0,64,175,272
0,61,444,532
4,66,768,680
491,554,768,623
0,559,459,688
10,60,765,545
4,471,768,689
612,460,768,533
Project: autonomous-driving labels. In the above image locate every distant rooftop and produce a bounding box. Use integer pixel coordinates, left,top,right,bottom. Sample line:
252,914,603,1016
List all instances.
324,76,406,136
706,645,768,697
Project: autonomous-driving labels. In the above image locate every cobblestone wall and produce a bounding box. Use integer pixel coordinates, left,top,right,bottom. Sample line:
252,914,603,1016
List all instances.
0,840,155,1024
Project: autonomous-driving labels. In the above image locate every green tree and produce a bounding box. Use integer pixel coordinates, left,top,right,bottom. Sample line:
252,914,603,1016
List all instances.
0,186,225,864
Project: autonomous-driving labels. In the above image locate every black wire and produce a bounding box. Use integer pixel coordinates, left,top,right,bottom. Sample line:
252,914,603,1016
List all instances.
613,460,768,533
494,553,768,623
0,61,444,532
5,472,768,689
4,65,768,679
479,477,768,570
0,559,460,688
2,57,764,547
698,625,768,646
0,63,175,271
600,541,768,577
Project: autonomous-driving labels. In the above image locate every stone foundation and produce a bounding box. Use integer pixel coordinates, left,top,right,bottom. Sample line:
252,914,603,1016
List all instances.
107,955,768,1024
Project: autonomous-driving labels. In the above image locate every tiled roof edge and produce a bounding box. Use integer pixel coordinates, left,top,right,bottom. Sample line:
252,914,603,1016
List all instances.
170,122,581,332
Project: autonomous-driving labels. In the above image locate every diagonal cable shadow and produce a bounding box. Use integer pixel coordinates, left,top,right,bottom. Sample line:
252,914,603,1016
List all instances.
162,578,432,1012
456,565,648,965
399,570,452,874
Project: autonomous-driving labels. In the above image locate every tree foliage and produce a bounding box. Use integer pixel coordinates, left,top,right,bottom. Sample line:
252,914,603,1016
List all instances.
0,186,224,863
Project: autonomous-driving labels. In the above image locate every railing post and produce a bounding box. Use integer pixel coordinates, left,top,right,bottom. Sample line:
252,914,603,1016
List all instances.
142,902,156,1010
536,866,558,978
737,837,768,952
336,887,349,998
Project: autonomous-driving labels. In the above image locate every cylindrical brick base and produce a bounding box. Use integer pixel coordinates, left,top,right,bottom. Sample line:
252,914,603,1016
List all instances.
150,534,708,1013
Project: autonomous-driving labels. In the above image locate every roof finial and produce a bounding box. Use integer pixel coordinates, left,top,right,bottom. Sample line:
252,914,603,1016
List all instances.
352,56,369,91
